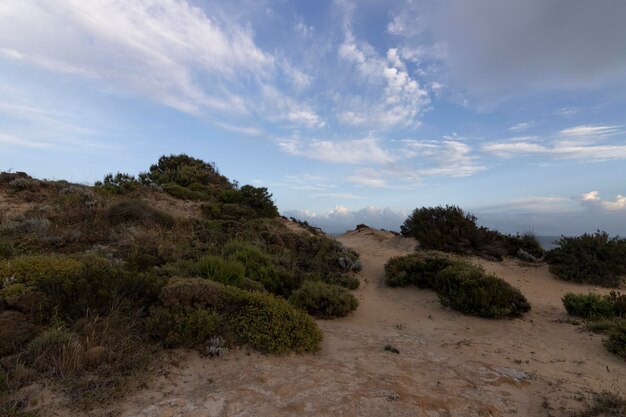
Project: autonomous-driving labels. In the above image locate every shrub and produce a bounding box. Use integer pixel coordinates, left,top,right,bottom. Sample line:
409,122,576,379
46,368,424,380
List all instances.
0,311,38,356
162,183,211,201
158,278,322,353
547,231,626,287
384,253,530,318
140,154,233,189
289,281,358,319
147,307,222,348
562,293,619,319
195,255,245,287
94,173,140,194
225,288,322,353
318,273,360,290
436,264,531,318
604,321,626,360
384,251,454,288
238,185,279,218
0,254,163,321
507,232,545,259
107,200,175,227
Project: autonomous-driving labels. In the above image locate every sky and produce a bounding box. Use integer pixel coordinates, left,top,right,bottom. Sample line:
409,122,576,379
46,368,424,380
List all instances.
1,0,626,235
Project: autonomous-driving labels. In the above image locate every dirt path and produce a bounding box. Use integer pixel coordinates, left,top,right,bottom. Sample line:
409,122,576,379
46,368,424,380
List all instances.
50,228,625,417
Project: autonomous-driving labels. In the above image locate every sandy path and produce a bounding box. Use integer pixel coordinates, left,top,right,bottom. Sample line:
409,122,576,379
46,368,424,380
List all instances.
52,228,624,417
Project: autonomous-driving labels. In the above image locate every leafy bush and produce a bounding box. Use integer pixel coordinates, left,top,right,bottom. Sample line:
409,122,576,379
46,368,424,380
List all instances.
162,183,211,201
400,205,544,260
157,278,322,353
107,200,175,227
141,154,233,189
562,292,624,319
547,231,626,287
384,251,455,288
605,321,626,359
289,281,358,319
146,307,222,348
384,252,530,318
195,255,245,287
94,173,140,194
0,255,163,321
436,264,531,318
238,185,279,218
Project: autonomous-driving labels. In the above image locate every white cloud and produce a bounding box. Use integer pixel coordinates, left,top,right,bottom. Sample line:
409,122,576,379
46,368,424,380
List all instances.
0,133,53,149
0,0,325,131
279,137,392,164
402,139,485,177
509,122,533,132
284,205,407,234
580,191,626,211
337,31,429,128
559,125,622,138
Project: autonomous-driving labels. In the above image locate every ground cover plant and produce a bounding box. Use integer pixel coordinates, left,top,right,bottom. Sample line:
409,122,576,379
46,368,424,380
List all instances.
384,251,531,318
400,205,544,261
0,155,360,414
562,291,626,360
547,231,626,287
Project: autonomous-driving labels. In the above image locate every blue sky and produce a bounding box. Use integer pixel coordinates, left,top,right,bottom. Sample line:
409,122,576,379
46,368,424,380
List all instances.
1,0,626,235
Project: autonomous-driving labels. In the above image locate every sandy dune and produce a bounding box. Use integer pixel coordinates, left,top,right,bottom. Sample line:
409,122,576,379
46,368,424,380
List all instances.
50,227,624,417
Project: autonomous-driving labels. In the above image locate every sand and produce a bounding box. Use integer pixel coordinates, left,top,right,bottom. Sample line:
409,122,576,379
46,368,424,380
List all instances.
45,227,625,417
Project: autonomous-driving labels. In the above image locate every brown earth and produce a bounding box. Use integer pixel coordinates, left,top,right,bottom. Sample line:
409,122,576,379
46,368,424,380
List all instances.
41,227,625,417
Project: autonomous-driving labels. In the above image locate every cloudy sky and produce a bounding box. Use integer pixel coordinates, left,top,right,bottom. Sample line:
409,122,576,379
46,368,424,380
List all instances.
1,0,626,235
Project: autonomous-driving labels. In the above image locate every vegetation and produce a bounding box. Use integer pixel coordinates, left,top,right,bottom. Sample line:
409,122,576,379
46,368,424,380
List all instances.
289,281,358,319
384,252,531,318
563,291,626,360
400,205,544,261
571,391,626,417
0,155,359,413
547,231,626,287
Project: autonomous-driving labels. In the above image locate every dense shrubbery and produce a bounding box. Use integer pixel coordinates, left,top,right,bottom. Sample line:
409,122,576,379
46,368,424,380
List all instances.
384,252,530,318
153,277,322,353
400,205,544,261
563,291,626,360
0,154,359,412
547,231,626,287
562,292,625,319
289,281,358,319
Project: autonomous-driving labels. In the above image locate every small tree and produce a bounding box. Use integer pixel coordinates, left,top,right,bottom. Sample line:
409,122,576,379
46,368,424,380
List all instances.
141,154,234,189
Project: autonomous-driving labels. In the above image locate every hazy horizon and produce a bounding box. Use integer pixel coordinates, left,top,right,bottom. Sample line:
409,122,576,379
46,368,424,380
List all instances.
1,0,625,237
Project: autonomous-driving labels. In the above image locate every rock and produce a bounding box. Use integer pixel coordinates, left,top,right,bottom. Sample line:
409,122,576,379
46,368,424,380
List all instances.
516,248,539,263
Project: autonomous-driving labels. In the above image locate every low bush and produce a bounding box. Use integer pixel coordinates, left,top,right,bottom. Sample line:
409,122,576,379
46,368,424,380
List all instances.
156,278,322,353
562,292,624,319
289,281,358,319
318,273,360,290
605,321,626,360
162,183,211,201
146,307,222,348
547,231,626,287
436,264,531,318
107,200,175,227
384,252,531,318
0,311,38,356
140,154,234,189
384,251,455,288
195,255,245,287
0,254,163,322
94,173,140,194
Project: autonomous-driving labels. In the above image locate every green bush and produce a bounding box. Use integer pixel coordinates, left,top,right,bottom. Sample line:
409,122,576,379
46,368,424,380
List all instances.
384,251,454,288
289,281,358,319
384,253,530,318
436,264,531,318
238,185,279,218
146,307,222,348
162,183,211,201
0,254,163,321
605,321,626,359
94,173,140,194
562,293,620,319
158,278,322,353
507,232,545,259
318,273,360,290
107,200,175,227
225,288,322,353
195,255,245,287
141,154,233,189
547,231,626,287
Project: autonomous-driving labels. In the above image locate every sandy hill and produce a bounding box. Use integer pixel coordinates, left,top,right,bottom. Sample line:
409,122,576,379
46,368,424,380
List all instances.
38,226,624,417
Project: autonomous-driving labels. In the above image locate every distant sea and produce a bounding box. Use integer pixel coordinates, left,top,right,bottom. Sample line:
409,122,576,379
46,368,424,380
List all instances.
536,235,561,250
